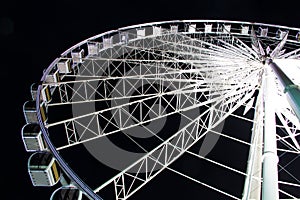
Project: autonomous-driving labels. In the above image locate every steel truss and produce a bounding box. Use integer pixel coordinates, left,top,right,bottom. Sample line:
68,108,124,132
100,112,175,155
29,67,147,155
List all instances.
34,20,300,200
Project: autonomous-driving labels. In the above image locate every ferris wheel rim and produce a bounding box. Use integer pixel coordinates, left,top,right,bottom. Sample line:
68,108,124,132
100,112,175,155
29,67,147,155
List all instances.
34,19,300,199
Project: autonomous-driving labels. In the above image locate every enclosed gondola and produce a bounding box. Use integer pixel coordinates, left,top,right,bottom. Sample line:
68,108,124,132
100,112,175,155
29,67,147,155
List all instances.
51,186,83,200
28,152,60,186
21,123,47,151
23,100,47,123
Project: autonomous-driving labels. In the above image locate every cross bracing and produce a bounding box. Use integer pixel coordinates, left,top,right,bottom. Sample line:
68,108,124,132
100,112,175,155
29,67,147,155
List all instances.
35,21,300,200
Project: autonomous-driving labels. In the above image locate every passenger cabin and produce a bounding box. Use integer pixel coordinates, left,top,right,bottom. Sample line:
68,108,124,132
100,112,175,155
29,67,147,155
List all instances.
87,42,100,56
45,69,59,84
23,101,38,123
71,49,84,63
30,83,51,103
30,83,38,100
23,100,47,123
22,123,46,152
28,152,60,186
51,186,83,200
57,58,71,74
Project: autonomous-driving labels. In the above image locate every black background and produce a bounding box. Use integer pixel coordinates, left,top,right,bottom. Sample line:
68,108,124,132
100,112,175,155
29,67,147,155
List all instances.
1,0,299,199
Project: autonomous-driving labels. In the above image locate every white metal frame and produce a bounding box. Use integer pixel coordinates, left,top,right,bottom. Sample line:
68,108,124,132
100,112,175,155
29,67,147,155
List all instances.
32,20,300,200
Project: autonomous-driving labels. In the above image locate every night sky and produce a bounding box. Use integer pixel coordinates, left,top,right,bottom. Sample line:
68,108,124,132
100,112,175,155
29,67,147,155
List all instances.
1,0,299,199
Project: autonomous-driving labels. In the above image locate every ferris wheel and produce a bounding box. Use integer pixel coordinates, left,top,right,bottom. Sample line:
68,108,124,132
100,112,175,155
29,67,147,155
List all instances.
22,20,300,200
